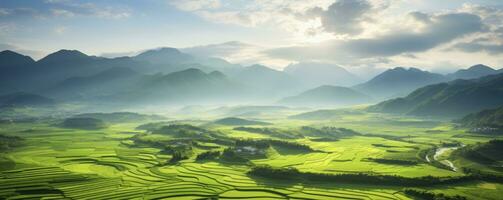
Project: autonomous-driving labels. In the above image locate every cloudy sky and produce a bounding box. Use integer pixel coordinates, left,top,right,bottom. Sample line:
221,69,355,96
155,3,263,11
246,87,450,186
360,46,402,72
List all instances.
1,0,503,74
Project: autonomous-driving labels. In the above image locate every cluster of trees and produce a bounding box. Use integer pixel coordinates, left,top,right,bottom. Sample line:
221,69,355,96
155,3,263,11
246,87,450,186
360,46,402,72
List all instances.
268,140,314,152
161,142,193,164
220,148,249,163
461,168,503,183
195,151,221,161
365,158,418,166
299,126,360,138
234,139,314,152
169,151,189,163
247,165,300,179
235,139,270,149
233,127,299,139
248,165,474,186
403,189,467,200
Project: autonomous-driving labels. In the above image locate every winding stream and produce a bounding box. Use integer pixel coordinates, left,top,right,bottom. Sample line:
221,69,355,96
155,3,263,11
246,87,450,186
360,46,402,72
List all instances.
426,145,463,171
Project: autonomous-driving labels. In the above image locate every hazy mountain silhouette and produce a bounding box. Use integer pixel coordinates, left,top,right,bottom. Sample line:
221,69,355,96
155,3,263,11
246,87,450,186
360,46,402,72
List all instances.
279,85,372,107
0,92,55,107
0,50,35,68
284,62,361,88
447,64,500,80
46,67,143,100
233,64,300,98
133,47,242,75
354,67,447,99
0,50,148,93
0,48,242,95
120,68,246,105
38,49,96,64
369,73,503,117
134,47,194,65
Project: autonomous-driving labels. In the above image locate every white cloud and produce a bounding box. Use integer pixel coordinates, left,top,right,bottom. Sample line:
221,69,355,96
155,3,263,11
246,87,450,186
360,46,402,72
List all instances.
44,0,132,19
170,0,221,11
0,8,11,16
51,9,75,17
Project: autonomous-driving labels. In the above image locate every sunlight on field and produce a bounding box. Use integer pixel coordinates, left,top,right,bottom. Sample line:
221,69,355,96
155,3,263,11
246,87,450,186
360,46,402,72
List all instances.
0,110,502,200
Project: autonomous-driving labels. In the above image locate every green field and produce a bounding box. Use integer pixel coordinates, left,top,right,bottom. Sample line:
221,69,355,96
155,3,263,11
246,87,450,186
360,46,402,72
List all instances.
1,109,503,200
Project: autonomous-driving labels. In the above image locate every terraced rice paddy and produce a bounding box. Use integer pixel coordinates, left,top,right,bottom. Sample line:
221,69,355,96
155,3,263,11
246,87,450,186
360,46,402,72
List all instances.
1,112,503,199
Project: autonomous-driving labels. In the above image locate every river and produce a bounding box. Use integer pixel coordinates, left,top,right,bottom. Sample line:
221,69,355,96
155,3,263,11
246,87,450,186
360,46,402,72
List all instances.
426,145,463,171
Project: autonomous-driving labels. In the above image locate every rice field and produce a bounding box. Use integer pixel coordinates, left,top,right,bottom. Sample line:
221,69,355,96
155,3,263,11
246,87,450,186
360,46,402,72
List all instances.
1,112,502,199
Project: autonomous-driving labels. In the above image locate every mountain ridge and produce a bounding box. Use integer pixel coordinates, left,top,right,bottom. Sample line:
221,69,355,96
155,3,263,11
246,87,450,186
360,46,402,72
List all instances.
279,85,373,107
368,73,503,117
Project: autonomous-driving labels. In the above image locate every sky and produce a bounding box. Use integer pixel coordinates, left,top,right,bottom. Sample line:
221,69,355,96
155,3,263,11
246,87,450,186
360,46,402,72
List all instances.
1,0,503,75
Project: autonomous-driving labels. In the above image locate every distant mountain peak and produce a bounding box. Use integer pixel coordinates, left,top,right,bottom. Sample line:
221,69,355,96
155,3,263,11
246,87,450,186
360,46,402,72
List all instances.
39,49,90,63
389,67,423,72
447,64,499,80
1,50,21,55
355,66,447,99
0,50,35,67
467,64,494,71
390,67,406,71
134,47,193,65
142,47,181,55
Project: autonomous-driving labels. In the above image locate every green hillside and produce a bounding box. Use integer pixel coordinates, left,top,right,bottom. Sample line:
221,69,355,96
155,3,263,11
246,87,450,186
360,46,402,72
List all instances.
459,106,503,127
369,73,503,117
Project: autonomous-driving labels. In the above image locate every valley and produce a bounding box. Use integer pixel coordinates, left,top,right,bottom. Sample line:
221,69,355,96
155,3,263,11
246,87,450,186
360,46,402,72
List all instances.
3,1,503,199
1,109,503,200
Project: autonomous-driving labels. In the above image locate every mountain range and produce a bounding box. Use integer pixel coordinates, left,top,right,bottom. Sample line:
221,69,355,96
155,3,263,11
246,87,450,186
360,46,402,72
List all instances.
354,65,503,100
0,47,501,109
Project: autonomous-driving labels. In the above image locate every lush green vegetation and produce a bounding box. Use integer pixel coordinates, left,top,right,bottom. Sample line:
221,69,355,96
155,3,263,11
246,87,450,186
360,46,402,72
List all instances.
403,189,467,200
2,108,503,199
458,106,503,134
